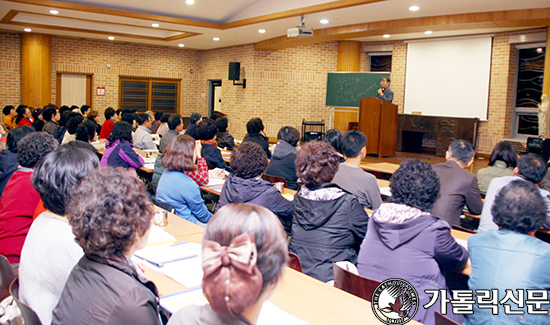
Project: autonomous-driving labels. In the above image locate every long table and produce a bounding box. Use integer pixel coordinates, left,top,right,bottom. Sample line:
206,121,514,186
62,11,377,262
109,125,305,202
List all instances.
143,207,421,325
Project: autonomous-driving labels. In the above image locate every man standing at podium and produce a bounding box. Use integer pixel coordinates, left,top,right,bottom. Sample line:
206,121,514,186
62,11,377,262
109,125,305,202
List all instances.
376,77,394,103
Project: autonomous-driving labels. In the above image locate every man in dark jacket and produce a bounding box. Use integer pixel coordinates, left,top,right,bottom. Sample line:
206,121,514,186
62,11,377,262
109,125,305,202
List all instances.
216,142,293,232
265,126,300,190
0,126,34,197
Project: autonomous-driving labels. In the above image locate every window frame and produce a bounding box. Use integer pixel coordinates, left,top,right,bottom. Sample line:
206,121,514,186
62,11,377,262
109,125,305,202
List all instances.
119,76,181,113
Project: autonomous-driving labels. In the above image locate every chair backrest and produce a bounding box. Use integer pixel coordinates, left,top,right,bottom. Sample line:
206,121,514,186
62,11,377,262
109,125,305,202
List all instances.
434,311,461,325
0,255,14,301
9,278,43,325
288,253,302,273
261,173,288,188
332,262,380,301
152,198,176,215
451,225,476,234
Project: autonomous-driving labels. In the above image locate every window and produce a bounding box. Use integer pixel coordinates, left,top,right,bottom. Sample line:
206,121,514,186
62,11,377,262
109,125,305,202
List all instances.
512,45,546,137
119,77,180,113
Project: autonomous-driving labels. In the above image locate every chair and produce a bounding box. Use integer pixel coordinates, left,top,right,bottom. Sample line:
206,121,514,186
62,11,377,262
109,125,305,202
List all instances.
9,278,42,325
288,253,302,273
451,225,476,234
152,197,176,215
434,310,461,325
261,173,288,188
332,262,380,301
0,255,14,301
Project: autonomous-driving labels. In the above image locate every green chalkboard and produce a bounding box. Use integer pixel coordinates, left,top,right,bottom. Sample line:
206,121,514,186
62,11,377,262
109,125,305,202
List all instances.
325,72,390,107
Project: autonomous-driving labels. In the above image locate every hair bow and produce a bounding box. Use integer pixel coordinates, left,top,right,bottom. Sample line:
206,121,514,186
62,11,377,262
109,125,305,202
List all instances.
202,232,263,317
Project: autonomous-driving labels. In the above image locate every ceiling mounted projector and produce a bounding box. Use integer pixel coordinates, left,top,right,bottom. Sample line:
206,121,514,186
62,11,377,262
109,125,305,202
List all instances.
287,15,313,38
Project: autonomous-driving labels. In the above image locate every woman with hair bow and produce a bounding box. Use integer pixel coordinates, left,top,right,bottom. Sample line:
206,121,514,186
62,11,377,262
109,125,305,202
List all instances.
167,203,288,325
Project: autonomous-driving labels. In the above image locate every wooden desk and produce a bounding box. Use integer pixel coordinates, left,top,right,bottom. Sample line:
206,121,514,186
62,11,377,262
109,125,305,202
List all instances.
360,162,399,175
153,206,204,238
142,212,421,325
200,181,297,198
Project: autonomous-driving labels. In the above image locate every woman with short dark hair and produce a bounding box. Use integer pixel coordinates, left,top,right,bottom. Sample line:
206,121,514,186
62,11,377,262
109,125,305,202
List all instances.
357,158,468,325
167,203,288,325
100,121,144,170
0,126,34,197
86,110,102,135
476,141,517,194
243,117,271,158
156,134,212,224
289,140,369,283
19,145,99,325
265,126,300,190
198,118,229,170
15,104,33,127
52,167,160,325
215,116,235,149
216,142,293,232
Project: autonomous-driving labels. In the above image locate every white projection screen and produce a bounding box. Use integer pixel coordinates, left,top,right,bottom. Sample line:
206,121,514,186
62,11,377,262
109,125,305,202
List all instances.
403,36,492,120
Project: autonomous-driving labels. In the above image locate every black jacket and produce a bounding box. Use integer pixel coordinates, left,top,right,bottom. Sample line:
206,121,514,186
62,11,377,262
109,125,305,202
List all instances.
216,131,235,149
242,133,271,159
216,175,293,222
184,123,199,140
0,150,18,198
289,183,369,282
265,140,298,190
52,255,161,325
201,143,230,171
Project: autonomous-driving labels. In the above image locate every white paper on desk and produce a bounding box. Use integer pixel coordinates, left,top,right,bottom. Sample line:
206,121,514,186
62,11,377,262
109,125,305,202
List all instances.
455,238,468,250
161,255,204,288
135,242,199,267
160,288,309,325
379,187,392,197
144,162,155,170
205,177,225,186
143,157,157,164
147,226,176,245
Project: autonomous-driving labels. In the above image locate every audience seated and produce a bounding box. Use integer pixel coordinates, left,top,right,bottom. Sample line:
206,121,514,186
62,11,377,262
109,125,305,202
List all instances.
242,117,271,159
86,110,102,136
167,203,287,325
61,114,83,145
476,141,517,195
198,118,229,171
100,121,144,171
51,168,160,325
121,110,138,131
151,111,163,134
216,142,293,232
289,141,369,282
0,132,58,277
99,107,117,139
184,112,202,140
0,126,34,197
79,104,91,116
156,135,212,224
478,154,550,232
15,105,32,127
332,130,382,210
75,120,100,152
357,158,468,325
133,113,156,150
153,142,208,187
55,110,73,143
31,107,44,131
19,145,99,325
156,113,171,137
431,140,483,226
3,105,15,130
323,129,345,163
159,114,183,153
214,116,235,149
466,180,550,324
264,126,300,190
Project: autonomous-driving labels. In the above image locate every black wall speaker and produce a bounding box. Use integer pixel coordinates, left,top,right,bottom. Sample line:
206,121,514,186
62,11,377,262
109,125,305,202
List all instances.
228,62,240,81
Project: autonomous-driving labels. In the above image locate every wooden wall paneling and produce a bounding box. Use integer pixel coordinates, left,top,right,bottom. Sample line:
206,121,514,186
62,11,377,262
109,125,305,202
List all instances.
334,41,361,132
56,72,61,107
21,33,51,108
543,26,550,138
86,74,92,106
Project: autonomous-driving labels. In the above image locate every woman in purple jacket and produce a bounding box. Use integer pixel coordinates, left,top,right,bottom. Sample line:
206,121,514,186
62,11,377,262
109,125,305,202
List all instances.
357,159,468,325
100,121,144,171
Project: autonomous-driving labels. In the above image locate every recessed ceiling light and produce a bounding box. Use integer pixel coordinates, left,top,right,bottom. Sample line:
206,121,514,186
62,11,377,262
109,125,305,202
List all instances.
425,30,433,35
186,0,194,4
320,19,329,24
213,37,220,41
178,43,185,47
152,23,159,28
24,28,31,32
383,34,390,38
258,29,266,34
409,5,420,11
108,36,115,40
49,9,59,14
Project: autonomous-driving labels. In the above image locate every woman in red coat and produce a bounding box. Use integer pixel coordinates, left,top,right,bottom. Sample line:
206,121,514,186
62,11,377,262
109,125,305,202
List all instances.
15,105,33,127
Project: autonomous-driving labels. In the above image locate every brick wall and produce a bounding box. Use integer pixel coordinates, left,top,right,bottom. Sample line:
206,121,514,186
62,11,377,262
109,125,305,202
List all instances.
0,29,546,153
0,33,21,108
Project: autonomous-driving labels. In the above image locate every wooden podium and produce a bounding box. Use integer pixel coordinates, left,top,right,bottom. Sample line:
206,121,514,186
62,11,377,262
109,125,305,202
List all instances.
358,97,398,157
